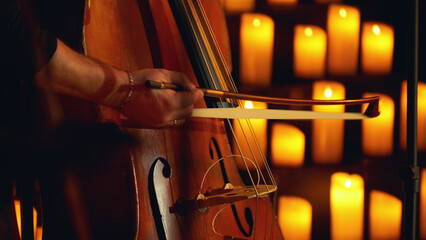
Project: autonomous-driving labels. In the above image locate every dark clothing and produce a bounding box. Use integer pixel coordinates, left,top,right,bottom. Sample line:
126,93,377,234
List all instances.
0,0,57,238
1,0,57,127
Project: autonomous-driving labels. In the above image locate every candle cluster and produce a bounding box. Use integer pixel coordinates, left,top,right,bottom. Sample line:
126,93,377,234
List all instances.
225,2,414,239
236,4,395,84
278,172,402,240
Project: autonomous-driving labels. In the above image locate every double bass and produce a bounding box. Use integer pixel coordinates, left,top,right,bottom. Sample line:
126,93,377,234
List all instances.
38,0,283,239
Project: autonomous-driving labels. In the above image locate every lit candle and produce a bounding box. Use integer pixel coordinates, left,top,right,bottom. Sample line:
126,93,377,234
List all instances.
400,80,426,151
362,93,394,156
271,123,305,167
369,190,402,240
361,22,394,75
312,81,345,164
330,172,364,240
421,169,426,239
232,101,268,170
221,0,255,15
293,25,327,79
327,4,360,76
278,196,312,240
240,13,275,87
268,0,298,6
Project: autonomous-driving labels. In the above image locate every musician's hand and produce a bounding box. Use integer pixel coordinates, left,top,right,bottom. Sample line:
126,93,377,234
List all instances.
117,69,204,128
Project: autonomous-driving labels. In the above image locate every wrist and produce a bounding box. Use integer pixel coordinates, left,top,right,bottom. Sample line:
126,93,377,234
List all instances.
117,71,135,110
102,69,130,110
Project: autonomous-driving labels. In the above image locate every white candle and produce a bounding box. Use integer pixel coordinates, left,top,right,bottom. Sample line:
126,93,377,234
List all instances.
293,25,327,79
400,80,426,151
361,22,394,75
240,13,275,87
369,190,402,240
362,93,394,156
312,81,345,164
271,123,305,167
279,196,312,240
233,101,267,170
330,172,364,240
327,4,360,76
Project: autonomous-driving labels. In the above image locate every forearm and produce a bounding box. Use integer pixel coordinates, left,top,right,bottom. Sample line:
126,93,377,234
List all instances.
34,39,128,109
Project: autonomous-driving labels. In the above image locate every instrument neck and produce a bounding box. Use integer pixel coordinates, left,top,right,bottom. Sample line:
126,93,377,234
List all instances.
168,0,236,108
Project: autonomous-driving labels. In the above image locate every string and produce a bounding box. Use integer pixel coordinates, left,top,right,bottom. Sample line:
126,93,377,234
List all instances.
212,204,231,238
198,155,261,195
187,0,267,191
191,0,276,191
192,2,277,239
189,0,277,238
182,0,277,238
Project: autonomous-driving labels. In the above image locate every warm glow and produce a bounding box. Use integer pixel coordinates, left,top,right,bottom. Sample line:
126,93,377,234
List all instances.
369,190,402,240
339,8,347,18
293,25,327,79
312,81,345,164
304,27,313,37
421,169,426,239
324,88,333,98
267,0,298,6
14,200,40,239
331,172,364,240
233,101,268,170
240,13,274,87
372,24,381,35
400,80,426,151
327,4,360,76
253,18,261,27
362,93,394,156
279,196,312,240
361,22,394,75
222,0,255,14
344,179,351,188
244,101,254,109
272,123,305,167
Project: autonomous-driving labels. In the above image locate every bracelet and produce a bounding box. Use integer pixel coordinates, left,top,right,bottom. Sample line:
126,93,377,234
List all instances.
118,71,135,110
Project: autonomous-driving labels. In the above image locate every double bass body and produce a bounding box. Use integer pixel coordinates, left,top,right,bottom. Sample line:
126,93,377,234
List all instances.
42,0,283,239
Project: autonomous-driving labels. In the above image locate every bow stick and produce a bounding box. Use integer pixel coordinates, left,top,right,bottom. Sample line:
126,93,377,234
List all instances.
146,80,380,119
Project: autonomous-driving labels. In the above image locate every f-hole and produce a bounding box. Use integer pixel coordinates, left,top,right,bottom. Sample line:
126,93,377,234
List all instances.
148,158,171,240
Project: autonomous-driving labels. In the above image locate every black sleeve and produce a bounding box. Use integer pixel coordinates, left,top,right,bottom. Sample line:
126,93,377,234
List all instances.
0,0,57,78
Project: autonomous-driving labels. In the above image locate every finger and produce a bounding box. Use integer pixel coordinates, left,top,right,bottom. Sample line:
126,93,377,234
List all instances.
167,71,197,91
165,119,186,128
172,89,204,109
168,104,196,122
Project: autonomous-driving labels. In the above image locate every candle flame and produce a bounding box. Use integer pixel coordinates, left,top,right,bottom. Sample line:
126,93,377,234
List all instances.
324,88,333,98
304,27,313,37
344,179,352,188
372,24,381,36
244,101,254,109
252,18,261,28
339,8,347,18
